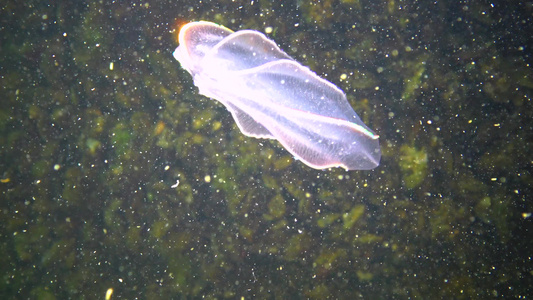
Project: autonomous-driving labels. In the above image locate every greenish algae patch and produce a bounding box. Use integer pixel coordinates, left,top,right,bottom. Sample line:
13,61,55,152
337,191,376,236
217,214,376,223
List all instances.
356,234,383,244
151,220,170,239
273,155,293,170
284,233,313,261
85,138,101,155
110,122,133,158
340,0,362,9
317,212,340,228
239,225,255,242
356,270,374,281
342,204,365,230
399,144,428,189
307,284,330,299
313,249,348,272
30,288,56,300
429,202,463,239
401,57,428,101
474,194,513,241
264,194,286,220
14,226,50,262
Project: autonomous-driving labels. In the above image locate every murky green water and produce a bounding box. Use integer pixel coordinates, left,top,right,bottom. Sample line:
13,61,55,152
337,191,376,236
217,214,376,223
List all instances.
1,1,531,298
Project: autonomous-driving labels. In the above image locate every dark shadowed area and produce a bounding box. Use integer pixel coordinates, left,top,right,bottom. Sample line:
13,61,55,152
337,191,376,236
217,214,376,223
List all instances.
1,1,532,298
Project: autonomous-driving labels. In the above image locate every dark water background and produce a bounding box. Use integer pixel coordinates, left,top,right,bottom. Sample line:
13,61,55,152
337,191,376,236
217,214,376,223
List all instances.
1,1,532,298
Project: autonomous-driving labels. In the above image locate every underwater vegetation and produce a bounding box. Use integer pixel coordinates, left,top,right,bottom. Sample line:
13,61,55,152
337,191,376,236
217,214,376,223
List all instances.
0,0,531,299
